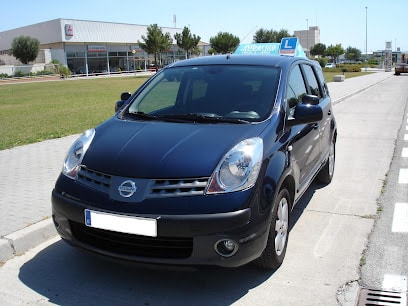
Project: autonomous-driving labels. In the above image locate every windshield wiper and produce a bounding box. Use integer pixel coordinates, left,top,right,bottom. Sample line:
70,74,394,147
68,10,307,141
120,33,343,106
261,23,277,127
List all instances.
127,111,158,121
160,113,249,124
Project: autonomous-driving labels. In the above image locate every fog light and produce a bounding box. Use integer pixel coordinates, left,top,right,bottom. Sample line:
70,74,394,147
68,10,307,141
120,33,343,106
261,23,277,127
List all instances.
214,239,238,257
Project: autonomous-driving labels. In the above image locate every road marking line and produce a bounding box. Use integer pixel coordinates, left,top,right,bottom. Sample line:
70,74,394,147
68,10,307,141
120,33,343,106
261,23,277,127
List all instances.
398,169,408,184
405,134,408,141
382,274,408,292
402,148,408,157
392,203,408,232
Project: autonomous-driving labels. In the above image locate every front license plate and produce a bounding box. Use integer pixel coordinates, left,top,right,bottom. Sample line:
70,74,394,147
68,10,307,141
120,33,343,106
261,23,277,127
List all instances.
84,209,157,237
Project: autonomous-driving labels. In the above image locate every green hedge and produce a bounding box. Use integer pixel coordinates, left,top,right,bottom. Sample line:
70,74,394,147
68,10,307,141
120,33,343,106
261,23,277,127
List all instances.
0,69,57,78
322,64,362,73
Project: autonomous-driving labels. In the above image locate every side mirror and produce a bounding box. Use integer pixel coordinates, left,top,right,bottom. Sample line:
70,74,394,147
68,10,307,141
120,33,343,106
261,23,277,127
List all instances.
287,103,323,127
120,92,132,101
302,94,320,105
115,92,132,112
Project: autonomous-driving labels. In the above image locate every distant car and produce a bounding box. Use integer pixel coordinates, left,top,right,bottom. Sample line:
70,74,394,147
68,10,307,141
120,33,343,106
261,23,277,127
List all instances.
52,43,337,270
325,63,336,68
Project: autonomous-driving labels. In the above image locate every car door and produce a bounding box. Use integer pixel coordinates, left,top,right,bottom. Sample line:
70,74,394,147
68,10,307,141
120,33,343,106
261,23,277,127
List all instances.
285,63,321,190
301,63,333,165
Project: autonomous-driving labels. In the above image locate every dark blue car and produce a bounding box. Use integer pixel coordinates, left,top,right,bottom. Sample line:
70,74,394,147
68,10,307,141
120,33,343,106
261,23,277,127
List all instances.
52,46,337,269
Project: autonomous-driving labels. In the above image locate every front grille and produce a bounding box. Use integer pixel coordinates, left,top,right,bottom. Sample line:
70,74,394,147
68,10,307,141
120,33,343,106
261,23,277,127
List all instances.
77,166,209,199
70,221,193,259
77,167,111,193
149,178,208,198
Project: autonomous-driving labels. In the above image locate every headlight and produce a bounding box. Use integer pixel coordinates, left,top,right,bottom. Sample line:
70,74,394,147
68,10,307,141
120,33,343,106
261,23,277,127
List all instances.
206,137,263,194
62,129,95,179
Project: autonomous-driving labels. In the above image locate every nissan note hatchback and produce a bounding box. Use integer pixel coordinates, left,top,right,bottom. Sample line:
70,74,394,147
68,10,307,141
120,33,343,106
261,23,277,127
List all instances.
52,45,337,269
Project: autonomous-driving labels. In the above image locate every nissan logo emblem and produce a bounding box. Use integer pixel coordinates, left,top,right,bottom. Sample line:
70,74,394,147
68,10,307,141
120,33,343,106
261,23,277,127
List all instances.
118,180,137,198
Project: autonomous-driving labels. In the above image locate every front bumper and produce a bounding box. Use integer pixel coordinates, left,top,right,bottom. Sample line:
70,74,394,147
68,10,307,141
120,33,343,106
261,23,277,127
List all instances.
52,189,271,268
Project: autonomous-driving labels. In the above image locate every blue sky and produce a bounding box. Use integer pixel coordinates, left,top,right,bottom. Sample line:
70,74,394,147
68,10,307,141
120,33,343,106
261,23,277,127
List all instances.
0,0,406,52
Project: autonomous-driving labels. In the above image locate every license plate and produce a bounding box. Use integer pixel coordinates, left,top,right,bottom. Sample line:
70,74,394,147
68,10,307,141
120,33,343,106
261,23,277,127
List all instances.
84,209,157,237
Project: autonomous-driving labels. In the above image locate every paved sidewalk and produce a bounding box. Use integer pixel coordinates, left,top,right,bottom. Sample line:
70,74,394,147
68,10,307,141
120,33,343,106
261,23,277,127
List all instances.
0,70,395,263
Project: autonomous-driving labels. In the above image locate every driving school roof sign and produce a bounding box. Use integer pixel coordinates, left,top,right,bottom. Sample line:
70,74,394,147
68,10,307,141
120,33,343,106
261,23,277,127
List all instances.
279,37,298,55
234,43,280,55
234,37,306,58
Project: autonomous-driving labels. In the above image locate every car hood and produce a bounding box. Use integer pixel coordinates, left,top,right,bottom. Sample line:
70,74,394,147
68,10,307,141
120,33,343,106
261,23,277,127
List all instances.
82,118,268,178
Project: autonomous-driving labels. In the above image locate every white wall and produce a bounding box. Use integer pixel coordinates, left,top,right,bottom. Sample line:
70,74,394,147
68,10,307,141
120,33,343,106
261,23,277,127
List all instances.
0,64,55,76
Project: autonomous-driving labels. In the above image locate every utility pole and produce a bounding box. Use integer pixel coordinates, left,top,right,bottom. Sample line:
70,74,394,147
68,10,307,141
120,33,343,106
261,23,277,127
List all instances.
365,6,368,71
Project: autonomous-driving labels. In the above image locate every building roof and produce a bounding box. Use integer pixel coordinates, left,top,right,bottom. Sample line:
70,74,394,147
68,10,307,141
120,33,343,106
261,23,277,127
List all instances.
0,18,182,51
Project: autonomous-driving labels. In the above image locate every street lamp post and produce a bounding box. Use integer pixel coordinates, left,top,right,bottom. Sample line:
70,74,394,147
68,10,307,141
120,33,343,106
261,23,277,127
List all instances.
365,6,368,71
132,49,136,75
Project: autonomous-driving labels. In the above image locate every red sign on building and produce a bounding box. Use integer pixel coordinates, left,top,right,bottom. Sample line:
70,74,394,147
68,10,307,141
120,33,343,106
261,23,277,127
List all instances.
65,24,73,37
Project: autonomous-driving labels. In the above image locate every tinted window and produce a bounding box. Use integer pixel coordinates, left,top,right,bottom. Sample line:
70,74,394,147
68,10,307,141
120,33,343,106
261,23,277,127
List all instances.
129,65,280,121
286,65,307,116
137,75,181,113
314,67,329,97
302,64,321,97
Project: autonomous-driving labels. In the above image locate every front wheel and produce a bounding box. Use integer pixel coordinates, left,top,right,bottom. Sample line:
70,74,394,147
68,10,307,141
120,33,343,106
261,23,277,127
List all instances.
255,188,290,270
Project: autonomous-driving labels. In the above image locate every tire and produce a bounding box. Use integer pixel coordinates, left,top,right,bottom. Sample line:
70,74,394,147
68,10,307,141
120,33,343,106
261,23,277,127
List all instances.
317,140,335,184
255,188,290,270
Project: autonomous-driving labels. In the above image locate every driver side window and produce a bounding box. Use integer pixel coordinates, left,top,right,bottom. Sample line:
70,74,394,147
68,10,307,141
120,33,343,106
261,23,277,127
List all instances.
286,65,307,118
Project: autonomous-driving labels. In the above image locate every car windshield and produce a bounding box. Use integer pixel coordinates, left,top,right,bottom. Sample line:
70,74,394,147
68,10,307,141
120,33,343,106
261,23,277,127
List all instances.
126,65,280,123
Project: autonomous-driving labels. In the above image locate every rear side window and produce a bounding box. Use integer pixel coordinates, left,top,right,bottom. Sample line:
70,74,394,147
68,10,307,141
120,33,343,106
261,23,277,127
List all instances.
302,64,321,98
314,67,329,97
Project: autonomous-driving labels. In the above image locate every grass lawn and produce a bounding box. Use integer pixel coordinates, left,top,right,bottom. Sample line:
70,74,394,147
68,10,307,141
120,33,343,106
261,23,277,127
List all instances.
323,71,369,82
0,71,371,150
0,76,148,150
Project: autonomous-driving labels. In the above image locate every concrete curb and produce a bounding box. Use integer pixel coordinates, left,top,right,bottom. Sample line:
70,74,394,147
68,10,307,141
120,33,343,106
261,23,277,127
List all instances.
0,219,57,263
332,74,393,105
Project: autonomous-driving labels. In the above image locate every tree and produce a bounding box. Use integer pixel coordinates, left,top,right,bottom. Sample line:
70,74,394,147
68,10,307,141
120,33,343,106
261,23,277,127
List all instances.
158,31,173,65
174,26,201,59
344,46,362,62
253,28,292,43
207,48,216,55
325,44,345,64
310,43,326,57
51,59,71,78
11,36,40,64
138,24,173,70
209,32,240,54
253,28,274,43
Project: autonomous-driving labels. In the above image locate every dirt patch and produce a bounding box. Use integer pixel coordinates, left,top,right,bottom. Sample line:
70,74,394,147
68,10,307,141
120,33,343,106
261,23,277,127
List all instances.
0,75,61,85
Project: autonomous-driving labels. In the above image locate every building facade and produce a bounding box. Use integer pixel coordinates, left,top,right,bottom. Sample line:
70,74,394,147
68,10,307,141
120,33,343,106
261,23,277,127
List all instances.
0,19,202,76
293,26,320,54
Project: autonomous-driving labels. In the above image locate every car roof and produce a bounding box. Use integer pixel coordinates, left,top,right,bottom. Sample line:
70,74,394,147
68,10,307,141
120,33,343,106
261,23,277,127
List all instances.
167,54,314,70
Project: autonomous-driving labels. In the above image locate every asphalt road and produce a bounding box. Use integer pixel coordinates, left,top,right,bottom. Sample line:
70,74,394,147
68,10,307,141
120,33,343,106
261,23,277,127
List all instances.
0,75,407,305
360,75,408,302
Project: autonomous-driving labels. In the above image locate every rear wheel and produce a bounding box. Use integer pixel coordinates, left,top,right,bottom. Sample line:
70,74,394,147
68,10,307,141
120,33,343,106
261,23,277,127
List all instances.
317,140,335,184
255,188,290,270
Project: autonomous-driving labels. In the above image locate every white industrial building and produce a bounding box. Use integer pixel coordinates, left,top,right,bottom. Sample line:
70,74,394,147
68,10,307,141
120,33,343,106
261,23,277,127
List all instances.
294,26,320,55
0,18,208,76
